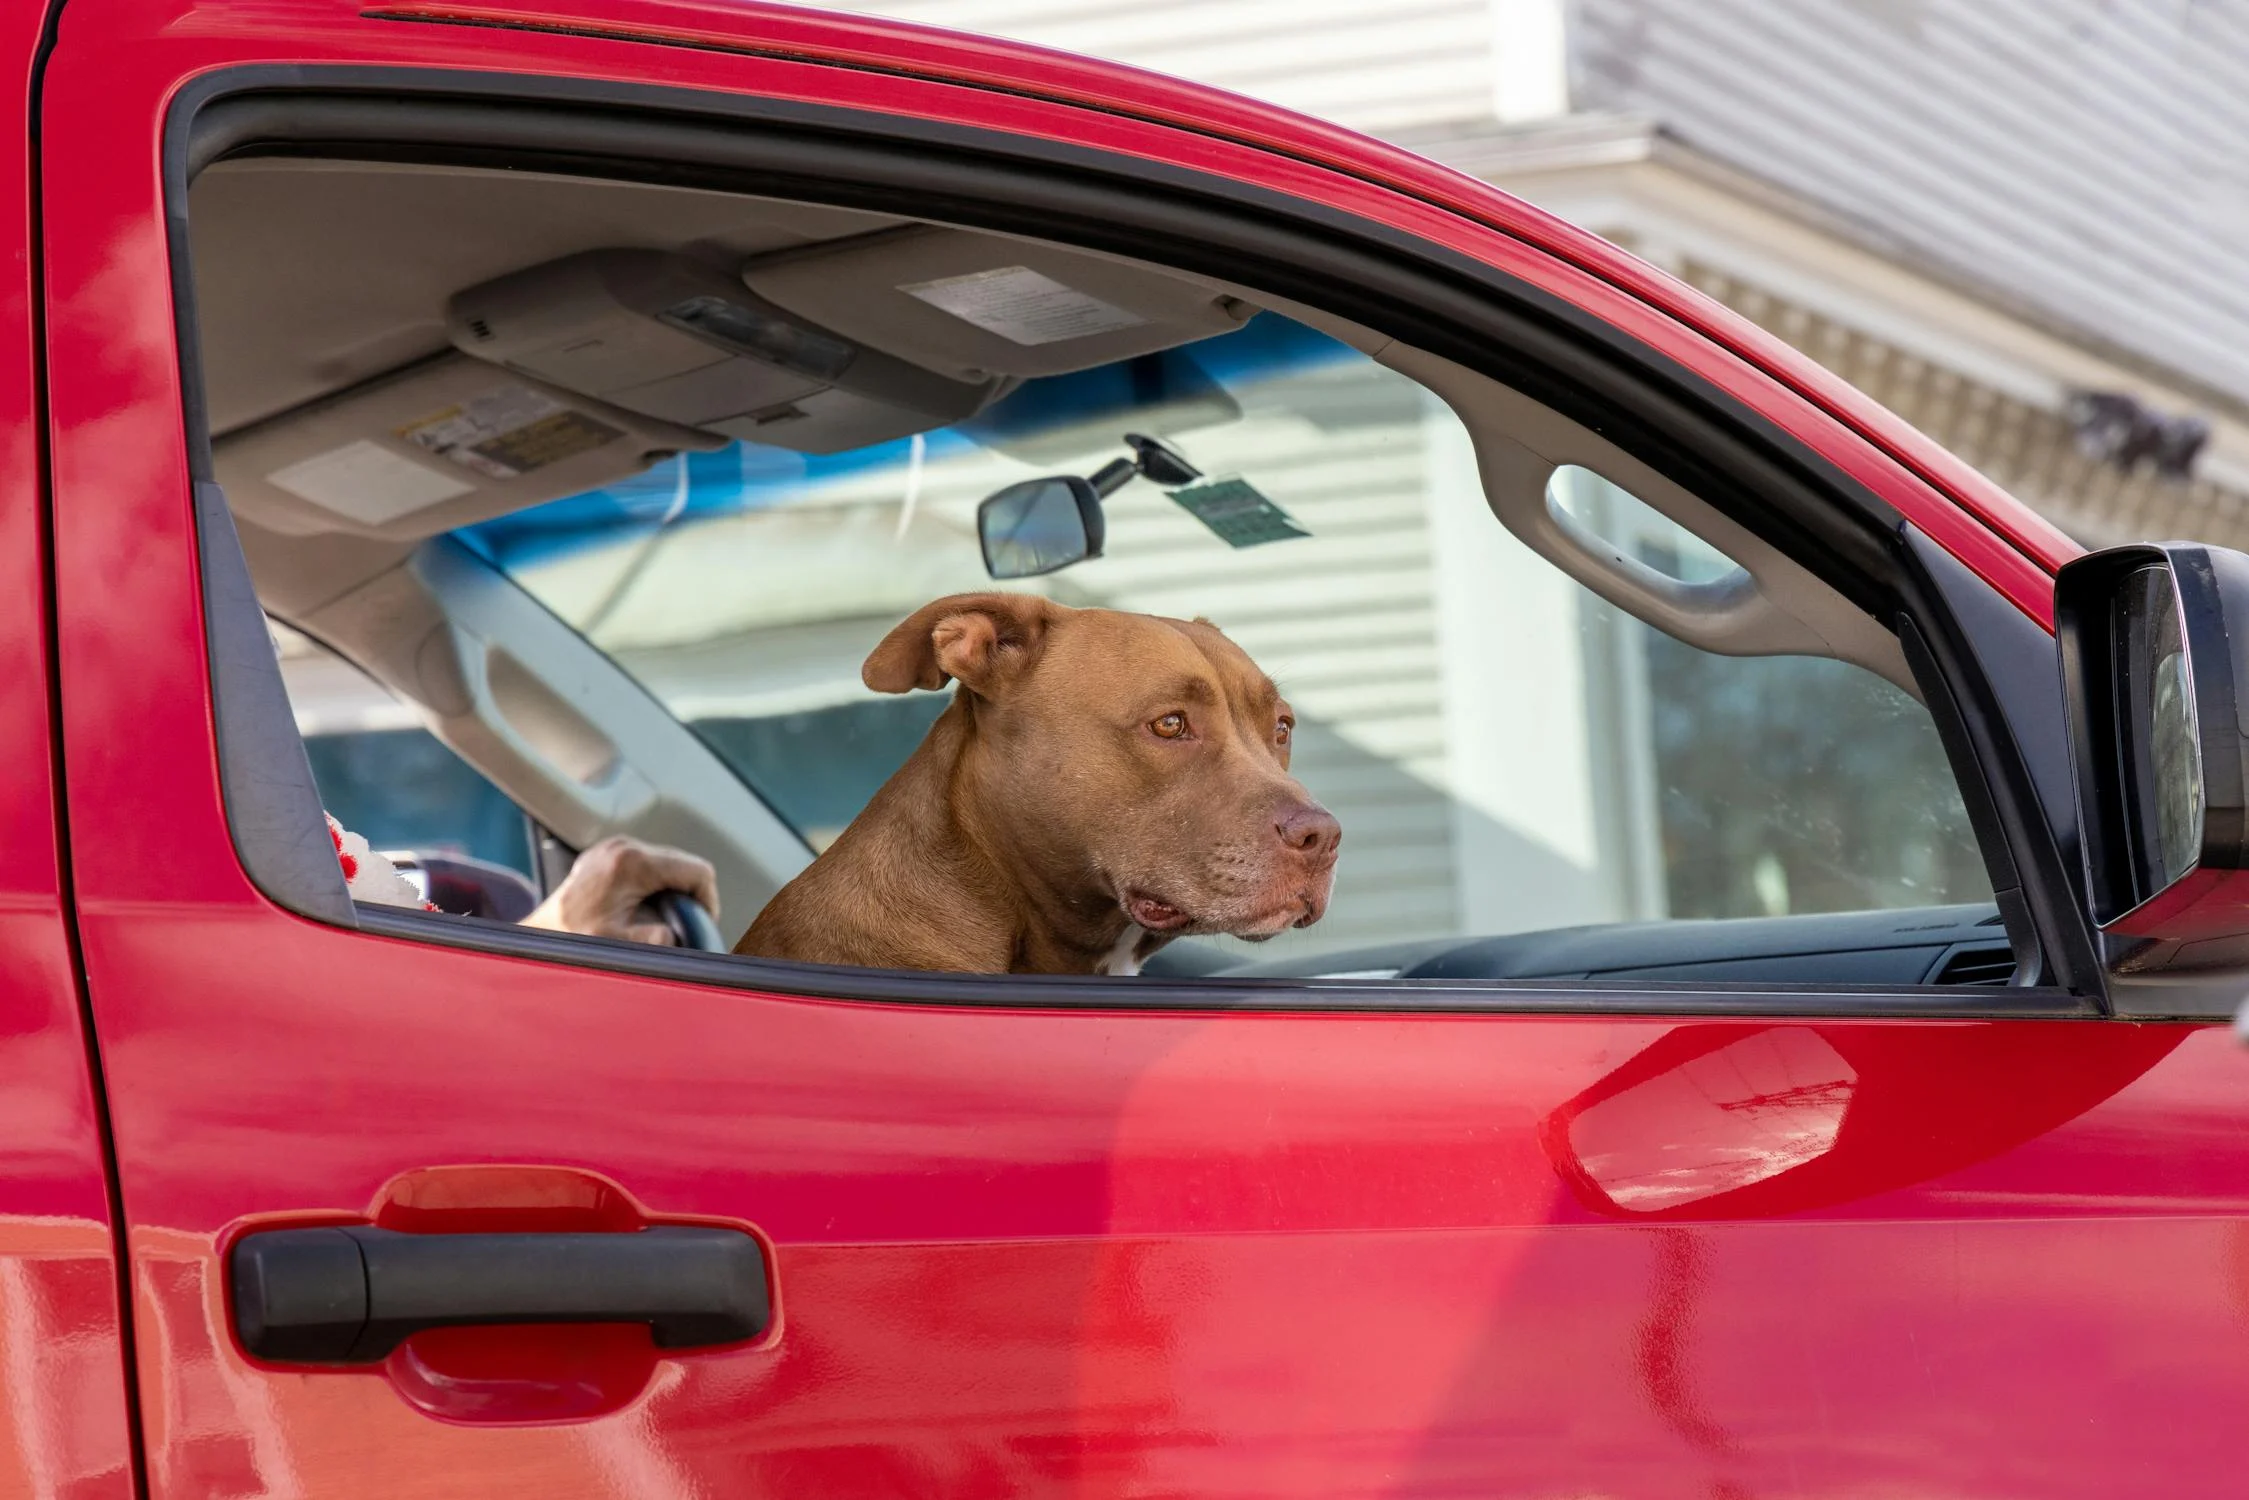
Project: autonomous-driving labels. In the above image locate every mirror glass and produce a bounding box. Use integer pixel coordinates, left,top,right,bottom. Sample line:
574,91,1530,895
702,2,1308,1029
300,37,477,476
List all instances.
2116,563,2204,896
979,477,1096,579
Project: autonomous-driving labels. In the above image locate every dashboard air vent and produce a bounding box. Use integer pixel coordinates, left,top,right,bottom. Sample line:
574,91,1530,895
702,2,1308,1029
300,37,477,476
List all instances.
1934,945,2016,986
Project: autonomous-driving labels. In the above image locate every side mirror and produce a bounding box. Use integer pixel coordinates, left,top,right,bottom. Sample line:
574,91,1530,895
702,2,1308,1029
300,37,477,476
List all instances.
2056,542,2249,965
977,476,1104,579
1541,1022,2188,1221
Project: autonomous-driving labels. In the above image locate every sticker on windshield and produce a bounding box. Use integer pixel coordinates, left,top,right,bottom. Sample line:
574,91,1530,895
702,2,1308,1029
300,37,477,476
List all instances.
1166,478,1311,549
398,385,623,480
900,266,1147,346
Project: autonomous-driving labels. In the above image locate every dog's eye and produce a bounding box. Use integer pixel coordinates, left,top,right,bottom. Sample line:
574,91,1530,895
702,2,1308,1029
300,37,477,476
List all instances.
1151,712,1189,740
1276,717,1294,746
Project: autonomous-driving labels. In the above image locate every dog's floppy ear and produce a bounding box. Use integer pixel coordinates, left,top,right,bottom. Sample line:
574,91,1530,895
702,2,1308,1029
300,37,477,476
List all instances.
863,592,1058,696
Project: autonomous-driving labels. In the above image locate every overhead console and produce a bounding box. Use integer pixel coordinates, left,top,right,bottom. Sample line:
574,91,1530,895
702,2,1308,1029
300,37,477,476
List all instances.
743,226,1255,380
211,211,1261,544
449,249,1008,455
213,353,727,542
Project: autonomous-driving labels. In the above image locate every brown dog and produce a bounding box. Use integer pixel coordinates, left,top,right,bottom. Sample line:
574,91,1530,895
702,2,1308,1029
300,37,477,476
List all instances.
737,592,1341,974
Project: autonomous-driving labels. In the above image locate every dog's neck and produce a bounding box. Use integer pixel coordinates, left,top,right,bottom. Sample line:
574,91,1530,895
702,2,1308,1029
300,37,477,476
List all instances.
746,695,1150,975
943,697,1165,974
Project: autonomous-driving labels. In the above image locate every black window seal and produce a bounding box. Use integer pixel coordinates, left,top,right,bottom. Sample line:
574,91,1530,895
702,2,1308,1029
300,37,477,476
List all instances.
354,903,2096,1018
1899,525,2106,1002
165,64,2085,1019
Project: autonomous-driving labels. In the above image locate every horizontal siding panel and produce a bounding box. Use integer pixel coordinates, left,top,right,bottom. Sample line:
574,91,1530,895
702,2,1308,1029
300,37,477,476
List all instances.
1009,10,1484,82
1285,746,1444,788
1268,641,1444,688
857,0,1478,53
792,0,2249,405
1306,764,1446,816
1319,718,1446,762
1084,537,1433,598
1575,0,2249,407
1302,886,1456,927
784,0,1493,134
1323,800,1454,843
1113,564,1432,624
1221,616,1438,657
1281,680,1443,720
1327,843,1456,881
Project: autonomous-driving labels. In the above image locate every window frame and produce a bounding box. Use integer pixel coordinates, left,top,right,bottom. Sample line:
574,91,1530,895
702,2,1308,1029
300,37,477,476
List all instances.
167,65,2103,1017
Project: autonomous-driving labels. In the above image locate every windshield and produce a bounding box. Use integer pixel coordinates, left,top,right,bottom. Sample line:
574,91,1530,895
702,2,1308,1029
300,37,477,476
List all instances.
454,313,1987,961
456,315,1374,846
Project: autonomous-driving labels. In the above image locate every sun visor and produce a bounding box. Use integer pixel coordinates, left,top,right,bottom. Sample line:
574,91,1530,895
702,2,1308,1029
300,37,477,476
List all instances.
215,352,724,541
447,250,1006,455
742,227,1256,381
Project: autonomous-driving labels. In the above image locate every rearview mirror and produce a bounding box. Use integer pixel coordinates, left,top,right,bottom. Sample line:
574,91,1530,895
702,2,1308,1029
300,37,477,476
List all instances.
976,434,1202,579
2057,542,2249,965
977,476,1104,579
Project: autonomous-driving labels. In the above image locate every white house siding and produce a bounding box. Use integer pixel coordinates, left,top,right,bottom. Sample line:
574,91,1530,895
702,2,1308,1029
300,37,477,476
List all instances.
1572,0,2249,415
797,0,2249,487
785,0,1501,135
846,0,2249,421
1673,257,2249,550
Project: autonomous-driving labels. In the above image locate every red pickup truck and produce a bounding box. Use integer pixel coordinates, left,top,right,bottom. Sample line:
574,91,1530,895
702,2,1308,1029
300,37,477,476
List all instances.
8,1,2249,1495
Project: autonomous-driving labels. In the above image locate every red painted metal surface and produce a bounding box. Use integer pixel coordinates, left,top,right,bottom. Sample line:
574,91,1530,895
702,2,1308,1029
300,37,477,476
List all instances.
0,0,141,1493
37,0,2249,1496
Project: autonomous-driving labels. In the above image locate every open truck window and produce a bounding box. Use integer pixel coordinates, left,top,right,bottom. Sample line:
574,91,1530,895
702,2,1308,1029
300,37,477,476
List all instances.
193,154,2005,993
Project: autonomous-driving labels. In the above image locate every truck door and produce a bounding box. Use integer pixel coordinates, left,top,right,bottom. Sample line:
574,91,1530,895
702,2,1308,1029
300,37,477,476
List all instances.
40,3,2249,1497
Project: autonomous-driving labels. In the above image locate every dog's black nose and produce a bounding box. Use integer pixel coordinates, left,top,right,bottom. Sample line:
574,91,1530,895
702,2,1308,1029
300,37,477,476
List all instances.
1276,803,1342,861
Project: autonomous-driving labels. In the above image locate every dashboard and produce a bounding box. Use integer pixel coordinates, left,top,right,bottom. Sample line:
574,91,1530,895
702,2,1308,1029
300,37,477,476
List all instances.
1143,903,2018,987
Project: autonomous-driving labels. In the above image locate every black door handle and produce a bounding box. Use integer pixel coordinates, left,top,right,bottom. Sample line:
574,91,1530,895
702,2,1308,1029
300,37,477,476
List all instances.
231,1224,770,1365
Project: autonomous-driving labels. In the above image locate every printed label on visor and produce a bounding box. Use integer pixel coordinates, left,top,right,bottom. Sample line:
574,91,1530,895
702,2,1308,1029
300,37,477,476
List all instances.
900,266,1147,346
265,440,475,525
399,385,623,479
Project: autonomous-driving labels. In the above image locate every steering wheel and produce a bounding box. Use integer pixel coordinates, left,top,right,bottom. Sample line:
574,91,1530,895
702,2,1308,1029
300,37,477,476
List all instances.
646,889,727,953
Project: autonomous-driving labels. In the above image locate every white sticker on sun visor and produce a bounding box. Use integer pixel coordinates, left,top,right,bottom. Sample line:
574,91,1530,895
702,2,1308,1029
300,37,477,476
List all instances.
900,266,1147,346
265,440,475,525
398,384,624,480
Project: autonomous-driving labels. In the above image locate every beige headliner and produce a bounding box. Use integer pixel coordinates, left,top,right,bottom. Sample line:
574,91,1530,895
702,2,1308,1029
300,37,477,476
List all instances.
190,158,908,436
194,157,1252,561
197,157,1899,684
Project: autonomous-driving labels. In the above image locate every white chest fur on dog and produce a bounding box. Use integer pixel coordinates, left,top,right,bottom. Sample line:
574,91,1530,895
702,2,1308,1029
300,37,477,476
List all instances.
1100,923,1149,977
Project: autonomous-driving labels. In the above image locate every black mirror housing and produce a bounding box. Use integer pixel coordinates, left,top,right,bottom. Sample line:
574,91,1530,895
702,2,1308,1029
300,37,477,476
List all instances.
2057,542,2249,961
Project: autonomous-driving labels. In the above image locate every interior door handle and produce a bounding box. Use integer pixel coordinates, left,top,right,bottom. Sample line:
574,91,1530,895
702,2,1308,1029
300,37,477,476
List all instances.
231,1225,769,1365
